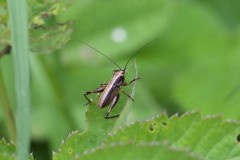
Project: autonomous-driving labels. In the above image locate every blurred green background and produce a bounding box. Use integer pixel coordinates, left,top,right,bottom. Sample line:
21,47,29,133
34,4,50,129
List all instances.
1,0,240,159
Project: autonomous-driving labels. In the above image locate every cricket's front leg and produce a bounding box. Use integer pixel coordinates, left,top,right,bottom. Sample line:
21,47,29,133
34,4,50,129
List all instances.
84,84,107,106
123,77,140,86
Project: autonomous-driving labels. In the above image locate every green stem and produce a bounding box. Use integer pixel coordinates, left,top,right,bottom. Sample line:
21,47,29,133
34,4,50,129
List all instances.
0,66,16,141
7,0,31,159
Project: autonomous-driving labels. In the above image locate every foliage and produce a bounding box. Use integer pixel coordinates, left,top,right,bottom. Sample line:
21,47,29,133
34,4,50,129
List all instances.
53,111,240,160
0,0,73,55
1,0,240,160
0,139,33,160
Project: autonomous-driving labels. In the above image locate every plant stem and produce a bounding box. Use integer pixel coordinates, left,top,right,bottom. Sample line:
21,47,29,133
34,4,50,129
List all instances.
7,0,31,159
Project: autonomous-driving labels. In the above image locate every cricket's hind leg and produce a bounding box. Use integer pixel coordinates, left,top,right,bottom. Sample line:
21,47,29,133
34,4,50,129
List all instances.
104,94,120,119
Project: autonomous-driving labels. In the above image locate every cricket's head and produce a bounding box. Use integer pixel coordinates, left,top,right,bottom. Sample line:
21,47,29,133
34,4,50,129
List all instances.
112,69,125,85
112,69,125,76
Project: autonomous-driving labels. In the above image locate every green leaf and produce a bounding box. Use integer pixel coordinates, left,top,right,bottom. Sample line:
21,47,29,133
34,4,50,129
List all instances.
30,22,73,54
105,111,240,160
0,139,33,160
1,0,73,55
0,1,10,39
125,83,162,123
59,0,172,67
199,0,240,28
28,0,74,54
0,139,15,160
77,142,200,160
54,111,240,160
53,62,138,160
0,0,11,58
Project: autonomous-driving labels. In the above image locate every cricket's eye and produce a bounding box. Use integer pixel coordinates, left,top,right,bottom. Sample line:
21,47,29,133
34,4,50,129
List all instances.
115,76,124,85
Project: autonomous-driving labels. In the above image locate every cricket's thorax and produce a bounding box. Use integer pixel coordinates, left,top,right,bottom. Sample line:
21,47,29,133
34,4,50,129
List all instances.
98,71,125,108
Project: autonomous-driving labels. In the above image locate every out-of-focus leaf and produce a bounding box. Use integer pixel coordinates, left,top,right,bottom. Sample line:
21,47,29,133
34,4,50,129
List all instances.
59,0,172,66
200,0,240,28
0,139,34,160
126,83,162,123
29,0,74,54
30,22,73,54
0,1,11,58
30,55,72,148
164,3,240,118
0,0,10,39
1,0,74,55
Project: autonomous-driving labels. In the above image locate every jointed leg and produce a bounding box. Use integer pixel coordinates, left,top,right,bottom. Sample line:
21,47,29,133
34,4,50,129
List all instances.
120,89,134,102
120,77,140,102
123,77,140,86
105,94,120,119
84,84,107,106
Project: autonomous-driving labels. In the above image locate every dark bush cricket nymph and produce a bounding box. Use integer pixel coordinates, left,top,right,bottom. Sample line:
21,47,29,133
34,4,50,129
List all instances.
83,40,152,119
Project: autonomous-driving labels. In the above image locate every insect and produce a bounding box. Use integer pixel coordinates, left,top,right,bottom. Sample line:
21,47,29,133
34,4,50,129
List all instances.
83,40,152,119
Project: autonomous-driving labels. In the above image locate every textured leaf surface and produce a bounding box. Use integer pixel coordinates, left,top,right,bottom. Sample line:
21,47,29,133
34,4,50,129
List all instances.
1,0,73,55
28,0,74,54
0,139,15,160
0,0,11,58
77,142,200,160
54,111,240,160
105,111,240,160
0,139,33,160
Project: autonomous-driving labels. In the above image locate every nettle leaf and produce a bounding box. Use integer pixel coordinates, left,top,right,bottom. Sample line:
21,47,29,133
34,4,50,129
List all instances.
1,0,73,55
0,139,33,160
0,0,11,58
53,62,138,160
105,111,240,160
0,0,9,38
29,0,74,54
54,110,240,160
29,21,73,54
77,142,200,160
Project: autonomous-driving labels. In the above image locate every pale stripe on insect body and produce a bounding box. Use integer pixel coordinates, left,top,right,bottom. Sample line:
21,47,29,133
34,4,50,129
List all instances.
98,71,124,108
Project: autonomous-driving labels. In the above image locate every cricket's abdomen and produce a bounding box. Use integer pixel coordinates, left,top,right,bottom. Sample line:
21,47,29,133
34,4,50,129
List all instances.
98,72,124,108
98,83,114,108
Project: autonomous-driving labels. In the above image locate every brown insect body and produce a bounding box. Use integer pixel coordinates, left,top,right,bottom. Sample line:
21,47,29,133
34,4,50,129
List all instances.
84,61,139,119
84,67,137,119
98,70,125,108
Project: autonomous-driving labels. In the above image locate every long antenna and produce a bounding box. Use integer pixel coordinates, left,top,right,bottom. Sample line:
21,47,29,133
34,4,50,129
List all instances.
79,41,122,70
123,38,158,70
